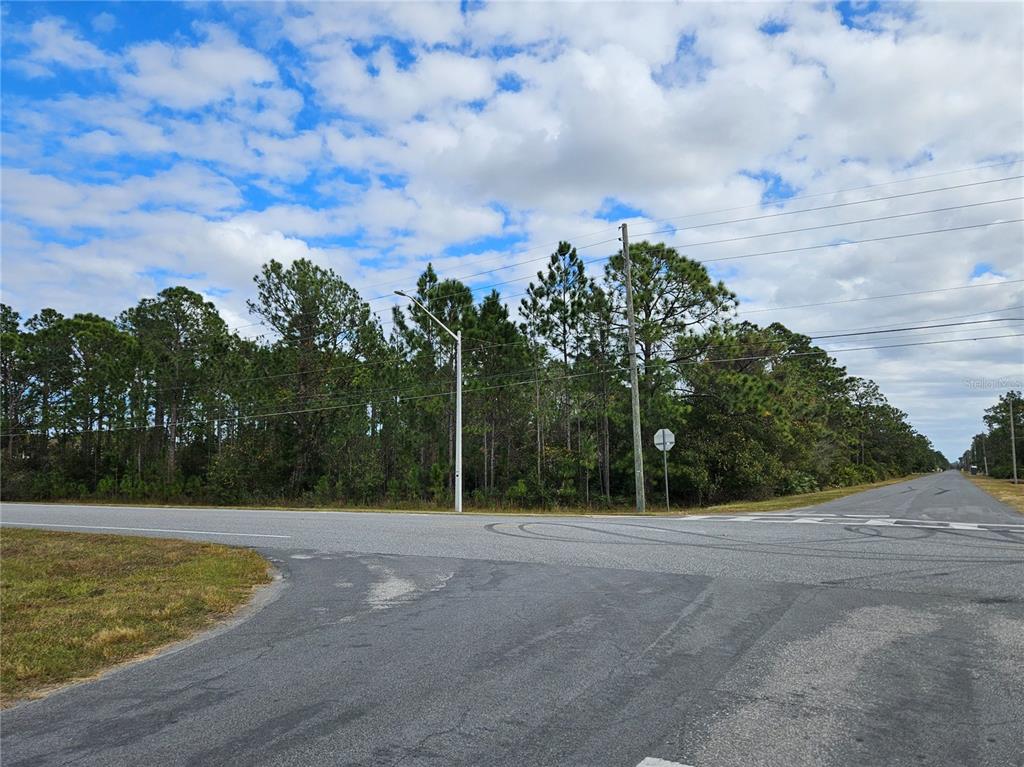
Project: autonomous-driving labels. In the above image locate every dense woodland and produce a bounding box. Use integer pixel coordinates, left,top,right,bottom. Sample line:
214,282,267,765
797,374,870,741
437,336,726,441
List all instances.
0,242,947,508
961,392,1023,478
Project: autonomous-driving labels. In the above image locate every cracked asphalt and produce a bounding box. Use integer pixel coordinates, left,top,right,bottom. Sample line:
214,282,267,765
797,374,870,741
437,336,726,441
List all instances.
1,470,1022,766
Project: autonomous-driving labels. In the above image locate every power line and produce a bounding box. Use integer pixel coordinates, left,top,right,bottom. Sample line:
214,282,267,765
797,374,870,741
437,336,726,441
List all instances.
798,304,1024,337
700,218,1023,264
820,332,1023,355
739,278,1024,315
633,175,1023,237
632,196,1022,250
231,195,1024,347
24,279,1024,403
376,176,1021,306
8,332,1021,439
368,159,1022,298
811,317,1024,340
641,159,1023,228
387,213,1023,314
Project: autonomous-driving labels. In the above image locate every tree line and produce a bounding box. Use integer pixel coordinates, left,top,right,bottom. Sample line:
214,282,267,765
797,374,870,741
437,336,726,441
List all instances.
960,391,1022,478
0,241,948,508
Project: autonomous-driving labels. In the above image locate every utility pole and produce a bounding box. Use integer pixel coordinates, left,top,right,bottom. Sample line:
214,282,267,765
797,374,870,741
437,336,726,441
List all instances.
982,434,989,476
455,329,462,509
396,290,463,512
620,223,646,513
1010,392,1019,485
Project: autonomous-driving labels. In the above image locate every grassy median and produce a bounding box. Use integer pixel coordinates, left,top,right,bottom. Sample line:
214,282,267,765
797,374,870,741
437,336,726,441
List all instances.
0,528,270,706
967,474,1024,515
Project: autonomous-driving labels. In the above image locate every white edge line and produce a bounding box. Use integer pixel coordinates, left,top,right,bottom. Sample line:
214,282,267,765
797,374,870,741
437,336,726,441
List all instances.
0,502,453,518
1,523,290,539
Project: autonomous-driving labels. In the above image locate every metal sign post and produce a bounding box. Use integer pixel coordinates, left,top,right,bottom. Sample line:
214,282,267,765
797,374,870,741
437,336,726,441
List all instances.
653,428,675,513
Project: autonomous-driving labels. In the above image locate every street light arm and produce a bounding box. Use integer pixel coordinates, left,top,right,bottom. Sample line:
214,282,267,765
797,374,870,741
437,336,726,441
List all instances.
394,289,463,512
394,290,459,341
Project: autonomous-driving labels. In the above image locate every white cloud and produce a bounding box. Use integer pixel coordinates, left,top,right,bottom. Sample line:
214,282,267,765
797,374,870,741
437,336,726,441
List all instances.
2,2,1022,456
2,164,242,231
91,12,117,34
11,17,111,77
118,25,279,110
306,45,495,123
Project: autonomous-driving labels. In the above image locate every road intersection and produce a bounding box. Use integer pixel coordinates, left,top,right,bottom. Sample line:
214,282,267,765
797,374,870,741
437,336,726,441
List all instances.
2,471,1021,766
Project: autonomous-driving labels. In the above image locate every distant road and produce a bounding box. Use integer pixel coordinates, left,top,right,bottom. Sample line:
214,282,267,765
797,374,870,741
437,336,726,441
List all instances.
3,471,1022,767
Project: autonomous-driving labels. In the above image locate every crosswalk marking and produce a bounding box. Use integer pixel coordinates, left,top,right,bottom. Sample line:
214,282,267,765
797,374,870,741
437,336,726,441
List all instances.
660,516,1023,532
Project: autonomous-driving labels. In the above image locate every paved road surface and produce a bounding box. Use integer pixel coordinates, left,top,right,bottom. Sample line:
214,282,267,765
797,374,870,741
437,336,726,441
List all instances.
2,471,1022,766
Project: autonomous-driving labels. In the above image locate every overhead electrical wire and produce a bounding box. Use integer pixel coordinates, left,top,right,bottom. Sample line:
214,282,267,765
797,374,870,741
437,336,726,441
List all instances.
27,282,1024,403
632,196,1022,250
639,159,1024,228
796,304,1024,337
7,331,1022,439
358,158,1023,299
196,162,1024,345
373,215,1023,319
739,278,1024,315
694,218,1023,264
810,317,1023,340
378,176,1022,305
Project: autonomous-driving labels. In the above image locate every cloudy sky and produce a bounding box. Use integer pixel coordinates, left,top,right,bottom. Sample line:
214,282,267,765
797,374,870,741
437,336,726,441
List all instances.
1,1,1022,459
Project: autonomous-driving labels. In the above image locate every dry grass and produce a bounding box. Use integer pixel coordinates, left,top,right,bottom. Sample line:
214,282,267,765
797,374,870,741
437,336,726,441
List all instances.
652,475,917,516
967,474,1024,515
0,528,270,706
6,475,923,518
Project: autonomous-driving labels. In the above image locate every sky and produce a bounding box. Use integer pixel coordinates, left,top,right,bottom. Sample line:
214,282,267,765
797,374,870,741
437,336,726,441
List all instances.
1,0,1022,460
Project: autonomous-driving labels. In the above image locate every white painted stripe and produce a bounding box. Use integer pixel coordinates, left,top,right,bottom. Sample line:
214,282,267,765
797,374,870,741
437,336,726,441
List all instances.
636,758,695,767
0,523,290,539
660,516,1024,531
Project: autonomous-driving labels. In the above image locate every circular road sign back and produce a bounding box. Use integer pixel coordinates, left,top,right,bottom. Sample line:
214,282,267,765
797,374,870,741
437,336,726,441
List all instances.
654,428,675,452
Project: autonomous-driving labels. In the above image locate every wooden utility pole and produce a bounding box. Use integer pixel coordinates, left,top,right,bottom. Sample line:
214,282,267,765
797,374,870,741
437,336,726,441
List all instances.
1010,393,1019,484
620,223,646,513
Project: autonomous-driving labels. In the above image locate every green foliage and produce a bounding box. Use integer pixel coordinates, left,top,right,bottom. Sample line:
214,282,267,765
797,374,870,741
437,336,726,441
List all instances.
0,245,945,508
960,391,1020,478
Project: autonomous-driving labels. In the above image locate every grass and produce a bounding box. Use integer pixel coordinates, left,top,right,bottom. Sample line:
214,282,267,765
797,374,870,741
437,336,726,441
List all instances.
0,528,270,706
966,474,1024,515
6,475,920,517
663,475,919,516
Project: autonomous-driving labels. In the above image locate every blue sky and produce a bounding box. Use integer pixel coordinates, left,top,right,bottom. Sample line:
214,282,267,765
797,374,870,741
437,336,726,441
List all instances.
1,1,1022,457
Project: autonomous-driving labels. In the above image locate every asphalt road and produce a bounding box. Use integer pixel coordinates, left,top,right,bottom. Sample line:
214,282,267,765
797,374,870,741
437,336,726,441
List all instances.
2,471,1022,767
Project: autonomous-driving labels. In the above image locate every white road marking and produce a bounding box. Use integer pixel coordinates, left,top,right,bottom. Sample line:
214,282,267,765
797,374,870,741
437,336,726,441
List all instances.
636,758,695,767
0,523,290,538
658,517,1023,531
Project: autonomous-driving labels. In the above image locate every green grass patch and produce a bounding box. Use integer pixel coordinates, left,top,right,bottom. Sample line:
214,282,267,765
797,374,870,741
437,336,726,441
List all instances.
5,475,922,517
688,475,918,516
967,474,1024,515
0,528,270,706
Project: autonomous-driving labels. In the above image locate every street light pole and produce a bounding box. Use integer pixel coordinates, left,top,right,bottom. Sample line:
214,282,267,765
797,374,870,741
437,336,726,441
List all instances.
396,290,463,512
455,329,462,511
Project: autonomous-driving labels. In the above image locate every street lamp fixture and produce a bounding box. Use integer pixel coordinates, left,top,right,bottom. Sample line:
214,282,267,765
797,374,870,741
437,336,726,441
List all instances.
394,290,463,512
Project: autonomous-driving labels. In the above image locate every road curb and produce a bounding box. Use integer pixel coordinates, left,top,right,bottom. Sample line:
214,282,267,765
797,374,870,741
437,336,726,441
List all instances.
4,559,287,711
